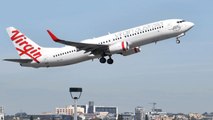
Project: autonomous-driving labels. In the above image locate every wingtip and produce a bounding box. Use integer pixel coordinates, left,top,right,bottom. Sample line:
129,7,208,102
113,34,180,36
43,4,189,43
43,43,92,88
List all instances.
47,30,60,42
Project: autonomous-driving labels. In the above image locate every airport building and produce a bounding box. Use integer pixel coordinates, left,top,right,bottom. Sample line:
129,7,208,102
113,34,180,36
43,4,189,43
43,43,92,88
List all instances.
0,107,4,120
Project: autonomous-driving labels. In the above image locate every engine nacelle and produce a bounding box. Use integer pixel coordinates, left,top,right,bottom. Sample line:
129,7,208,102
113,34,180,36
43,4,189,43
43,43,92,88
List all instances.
109,41,129,54
121,47,141,56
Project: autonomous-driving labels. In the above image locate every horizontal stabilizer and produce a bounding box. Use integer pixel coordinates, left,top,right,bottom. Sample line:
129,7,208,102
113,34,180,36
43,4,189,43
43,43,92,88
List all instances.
4,59,33,63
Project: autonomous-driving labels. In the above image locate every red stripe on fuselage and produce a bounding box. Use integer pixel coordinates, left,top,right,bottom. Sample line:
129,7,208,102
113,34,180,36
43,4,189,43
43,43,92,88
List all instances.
122,41,126,51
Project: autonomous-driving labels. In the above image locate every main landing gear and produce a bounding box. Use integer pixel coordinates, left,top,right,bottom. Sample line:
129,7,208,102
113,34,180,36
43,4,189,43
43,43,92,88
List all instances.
99,56,114,64
100,57,106,63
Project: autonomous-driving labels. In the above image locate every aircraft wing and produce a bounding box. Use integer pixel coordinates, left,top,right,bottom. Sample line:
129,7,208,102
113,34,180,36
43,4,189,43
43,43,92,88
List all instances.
47,30,109,54
4,59,32,63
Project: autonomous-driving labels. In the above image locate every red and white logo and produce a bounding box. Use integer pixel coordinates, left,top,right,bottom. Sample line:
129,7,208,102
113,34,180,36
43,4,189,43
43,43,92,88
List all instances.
10,30,42,63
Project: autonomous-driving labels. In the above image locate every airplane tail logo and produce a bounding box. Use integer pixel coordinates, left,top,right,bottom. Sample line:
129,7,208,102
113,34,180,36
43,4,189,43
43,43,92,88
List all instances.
6,27,42,63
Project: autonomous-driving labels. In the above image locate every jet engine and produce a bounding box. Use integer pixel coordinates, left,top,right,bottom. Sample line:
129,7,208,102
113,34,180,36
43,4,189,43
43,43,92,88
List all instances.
121,47,141,56
109,41,129,54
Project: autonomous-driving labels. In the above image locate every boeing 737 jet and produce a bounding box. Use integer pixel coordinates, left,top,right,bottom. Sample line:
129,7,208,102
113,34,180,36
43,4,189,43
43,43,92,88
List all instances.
4,19,194,68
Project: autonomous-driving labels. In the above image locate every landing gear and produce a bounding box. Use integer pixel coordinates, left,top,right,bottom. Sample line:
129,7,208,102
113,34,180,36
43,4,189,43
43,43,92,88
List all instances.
176,33,185,44
99,56,114,64
107,58,113,64
176,39,180,44
100,57,106,63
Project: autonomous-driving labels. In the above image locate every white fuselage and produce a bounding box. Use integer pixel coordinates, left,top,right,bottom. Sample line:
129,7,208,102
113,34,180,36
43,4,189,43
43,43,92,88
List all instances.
21,19,194,68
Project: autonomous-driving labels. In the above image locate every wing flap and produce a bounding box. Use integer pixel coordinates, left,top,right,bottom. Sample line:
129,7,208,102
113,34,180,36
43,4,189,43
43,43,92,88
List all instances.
4,59,33,63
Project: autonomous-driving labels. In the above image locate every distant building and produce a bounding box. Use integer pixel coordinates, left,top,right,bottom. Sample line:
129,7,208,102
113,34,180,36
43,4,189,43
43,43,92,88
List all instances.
153,109,162,113
202,112,213,120
189,113,204,120
5,114,72,120
88,101,94,114
95,106,118,119
0,107,4,120
56,105,84,115
176,114,189,120
55,101,118,119
95,106,118,115
149,108,167,120
135,106,145,120
15,112,28,117
78,105,88,114
118,112,135,120
0,107,3,113
150,108,166,115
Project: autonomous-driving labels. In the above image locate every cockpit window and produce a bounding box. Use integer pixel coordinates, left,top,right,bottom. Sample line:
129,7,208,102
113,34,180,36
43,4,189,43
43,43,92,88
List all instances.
177,20,186,23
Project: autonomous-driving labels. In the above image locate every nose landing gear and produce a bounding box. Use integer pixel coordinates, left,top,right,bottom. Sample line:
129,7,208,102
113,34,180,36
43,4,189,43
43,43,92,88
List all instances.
176,33,185,44
176,38,180,44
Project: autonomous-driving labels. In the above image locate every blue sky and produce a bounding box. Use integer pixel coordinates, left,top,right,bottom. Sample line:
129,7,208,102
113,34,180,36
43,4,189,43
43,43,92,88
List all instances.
0,0,213,114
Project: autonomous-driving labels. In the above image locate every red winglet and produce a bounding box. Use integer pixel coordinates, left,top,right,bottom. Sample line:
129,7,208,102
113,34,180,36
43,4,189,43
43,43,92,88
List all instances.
47,30,60,42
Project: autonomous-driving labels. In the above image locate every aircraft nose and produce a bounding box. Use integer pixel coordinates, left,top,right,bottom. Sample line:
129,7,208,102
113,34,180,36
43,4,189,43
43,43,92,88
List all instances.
188,22,194,29
184,21,194,31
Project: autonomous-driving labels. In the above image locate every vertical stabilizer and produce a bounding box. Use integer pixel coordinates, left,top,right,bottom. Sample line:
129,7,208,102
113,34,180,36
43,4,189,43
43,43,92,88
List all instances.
6,27,43,63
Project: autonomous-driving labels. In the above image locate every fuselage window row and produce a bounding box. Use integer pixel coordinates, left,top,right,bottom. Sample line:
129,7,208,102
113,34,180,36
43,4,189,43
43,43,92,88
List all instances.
53,49,77,58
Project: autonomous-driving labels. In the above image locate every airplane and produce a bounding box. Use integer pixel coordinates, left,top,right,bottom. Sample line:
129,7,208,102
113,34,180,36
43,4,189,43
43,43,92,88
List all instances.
4,19,194,68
